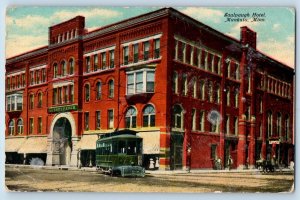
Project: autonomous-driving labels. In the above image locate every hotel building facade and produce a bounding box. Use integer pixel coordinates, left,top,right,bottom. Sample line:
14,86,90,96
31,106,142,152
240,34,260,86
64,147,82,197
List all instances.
5,7,294,170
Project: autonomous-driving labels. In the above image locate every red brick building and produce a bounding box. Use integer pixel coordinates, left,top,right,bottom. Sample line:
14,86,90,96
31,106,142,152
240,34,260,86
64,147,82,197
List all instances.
5,7,294,170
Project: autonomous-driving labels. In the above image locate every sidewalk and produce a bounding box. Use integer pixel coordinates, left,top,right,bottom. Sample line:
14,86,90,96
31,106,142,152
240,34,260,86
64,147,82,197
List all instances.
5,164,294,175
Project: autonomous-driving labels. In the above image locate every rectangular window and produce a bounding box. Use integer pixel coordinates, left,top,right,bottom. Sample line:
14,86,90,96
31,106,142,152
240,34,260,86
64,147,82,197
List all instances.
17,95,23,110
53,88,57,105
182,74,187,96
11,96,15,110
175,40,178,60
70,85,74,103
234,117,238,135
58,87,62,104
22,73,26,86
123,46,129,65
36,70,40,84
211,144,217,159
84,112,89,131
226,115,230,134
108,110,114,129
7,77,10,90
30,71,34,85
127,74,134,94
94,54,98,71
146,71,155,92
101,52,106,70
143,41,150,61
199,111,205,131
38,117,42,134
7,96,11,111
85,56,90,73
42,69,46,82
12,76,15,89
29,118,34,134
192,109,196,131
96,111,101,130
63,86,68,103
16,76,20,88
29,95,34,109
135,72,143,93
133,44,139,63
154,39,160,59
110,50,114,68
182,43,186,63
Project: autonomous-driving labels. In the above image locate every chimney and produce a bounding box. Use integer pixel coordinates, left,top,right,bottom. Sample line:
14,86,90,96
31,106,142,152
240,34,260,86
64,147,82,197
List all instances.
240,26,257,49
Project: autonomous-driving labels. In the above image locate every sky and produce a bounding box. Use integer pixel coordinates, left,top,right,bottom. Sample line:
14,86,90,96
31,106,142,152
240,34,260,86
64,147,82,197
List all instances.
6,6,295,67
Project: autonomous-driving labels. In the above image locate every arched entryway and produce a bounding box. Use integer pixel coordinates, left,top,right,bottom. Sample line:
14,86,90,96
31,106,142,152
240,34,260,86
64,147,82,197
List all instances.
53,117,72,165
46,112,78,166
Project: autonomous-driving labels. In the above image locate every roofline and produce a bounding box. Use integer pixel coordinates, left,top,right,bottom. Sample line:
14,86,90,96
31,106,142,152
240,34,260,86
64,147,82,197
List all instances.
6,46,48,65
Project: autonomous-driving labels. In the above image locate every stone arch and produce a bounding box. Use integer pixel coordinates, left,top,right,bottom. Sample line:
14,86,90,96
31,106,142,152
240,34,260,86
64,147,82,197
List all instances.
49,112,76,138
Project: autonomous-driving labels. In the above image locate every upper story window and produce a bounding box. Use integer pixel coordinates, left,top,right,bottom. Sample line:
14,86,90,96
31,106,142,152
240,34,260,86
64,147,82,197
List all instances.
30,71,34,85
234,89,239,107
96,81,102,100
6,94,23,111
17,118,23,135
42,68,46,82
29,94,34,109
84,112,89,131
38,92,42,108
267,111,273,137
199,80,205,100
85,57,91,73
125,106,137,128
226,88,230,106
215,84,220,104
143,41,150,61
101,52,106,70
182,74,187,96
143,104,155,127
277,112,282,135
108,109,114,129
84,84,90,102
154,39,160,59
285,115,290,140
172,72,178,94
53,63,58,78
69,58,74,75
109,50,115,68
126,69,155,95
6,77,11,90
8,119,15,136
108,79,114,98
133,44,139,63
61,61,66,76
123,46,129,65
93,54,99,71
172,105,184,129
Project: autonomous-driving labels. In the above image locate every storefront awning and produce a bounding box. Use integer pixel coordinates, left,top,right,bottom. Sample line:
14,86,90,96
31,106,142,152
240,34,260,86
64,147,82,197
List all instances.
18,137,48,154
137,131,160,154
5,137,26,152
77,134,98,150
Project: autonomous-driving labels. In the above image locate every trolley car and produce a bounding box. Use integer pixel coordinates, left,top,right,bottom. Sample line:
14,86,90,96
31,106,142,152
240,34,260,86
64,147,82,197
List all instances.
96,129,145,177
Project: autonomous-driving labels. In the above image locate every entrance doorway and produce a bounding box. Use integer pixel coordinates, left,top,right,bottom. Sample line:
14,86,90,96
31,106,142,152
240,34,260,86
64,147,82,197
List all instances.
53,117,72,165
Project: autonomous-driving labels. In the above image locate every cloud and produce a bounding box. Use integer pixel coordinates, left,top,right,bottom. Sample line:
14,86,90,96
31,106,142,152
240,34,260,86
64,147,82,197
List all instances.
6,8,122,30
6,34,47,58
180,7,224,23
258,35,295,68
272,23,281,31
226,21,261,39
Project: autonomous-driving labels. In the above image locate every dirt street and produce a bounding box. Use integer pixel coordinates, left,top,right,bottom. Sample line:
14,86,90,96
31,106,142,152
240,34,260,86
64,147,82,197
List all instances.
5,165,294,193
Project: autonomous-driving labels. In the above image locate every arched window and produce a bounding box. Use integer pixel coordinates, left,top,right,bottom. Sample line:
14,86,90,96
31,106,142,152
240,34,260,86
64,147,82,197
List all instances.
8,120,15,135
143,105,155,127
172,72,178,94
267,111,273,137
172,105,183,129
69,58,74,75
277,113,282,135
38,92,42,108
53,63,58,78
96,81,102,100
108,79,114,98
84,84,90,102
61,61,66,76
199,80,205,100
125,107,137,128
215,84,220,104
29,94,34,109
245,106,250,121
17,118,23,135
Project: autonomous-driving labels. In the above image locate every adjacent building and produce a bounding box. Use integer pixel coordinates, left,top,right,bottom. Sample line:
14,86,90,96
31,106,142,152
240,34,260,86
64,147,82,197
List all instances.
5,7,294,170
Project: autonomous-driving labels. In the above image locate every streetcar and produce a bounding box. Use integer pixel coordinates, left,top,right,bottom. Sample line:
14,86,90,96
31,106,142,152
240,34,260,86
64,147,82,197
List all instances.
96,129,145,177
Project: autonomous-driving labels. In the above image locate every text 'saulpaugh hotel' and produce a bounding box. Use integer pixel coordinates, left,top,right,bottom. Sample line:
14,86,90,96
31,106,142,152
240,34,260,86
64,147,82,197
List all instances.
5,8,294,170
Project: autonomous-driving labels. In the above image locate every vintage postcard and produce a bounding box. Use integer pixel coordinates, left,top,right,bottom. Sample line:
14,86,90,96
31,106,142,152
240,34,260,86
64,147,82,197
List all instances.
5,6,295,192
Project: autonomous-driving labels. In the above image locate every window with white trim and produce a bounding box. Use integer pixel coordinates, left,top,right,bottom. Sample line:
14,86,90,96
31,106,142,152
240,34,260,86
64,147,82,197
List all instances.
125,106,137,128
6,94,23,111
108,109,114,129
96,81,102,100
143,105,155,127
8,120,15,135
17,118,23,135
126,69,155,95
172,105,183,129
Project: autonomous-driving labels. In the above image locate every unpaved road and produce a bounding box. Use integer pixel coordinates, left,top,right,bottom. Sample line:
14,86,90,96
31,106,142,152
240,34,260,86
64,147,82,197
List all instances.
5,166,294,193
